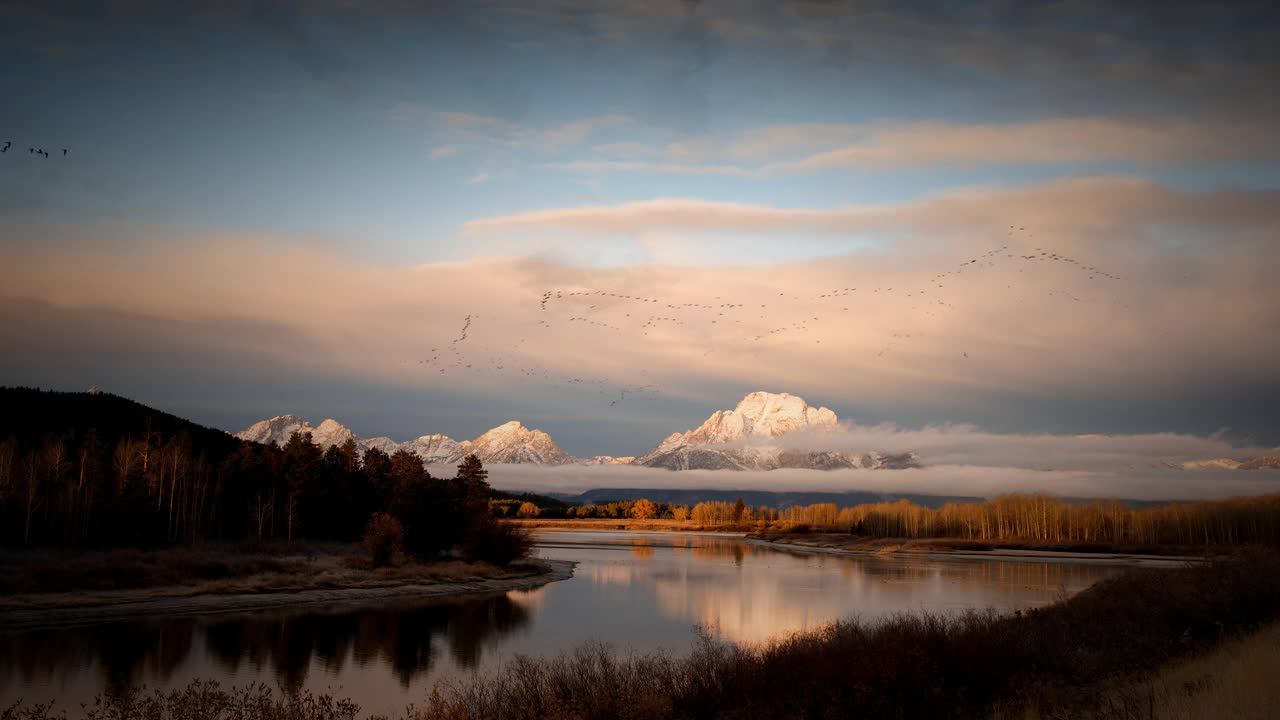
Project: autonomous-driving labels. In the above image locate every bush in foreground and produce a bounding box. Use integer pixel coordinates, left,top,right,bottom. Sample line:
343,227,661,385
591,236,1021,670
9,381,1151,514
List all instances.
362,513,404,568
463,521,533,566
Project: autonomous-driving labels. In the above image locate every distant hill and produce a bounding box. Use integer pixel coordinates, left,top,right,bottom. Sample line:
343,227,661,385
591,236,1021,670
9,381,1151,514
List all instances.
544,488,1169,510
0,386,240,456
544,488,983,510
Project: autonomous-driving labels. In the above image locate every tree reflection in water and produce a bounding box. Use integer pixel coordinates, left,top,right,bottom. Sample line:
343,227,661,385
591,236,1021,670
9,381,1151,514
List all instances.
0,591,531,693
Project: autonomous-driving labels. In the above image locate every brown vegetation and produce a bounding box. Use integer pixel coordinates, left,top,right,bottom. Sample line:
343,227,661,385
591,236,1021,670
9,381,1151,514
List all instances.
362,513,404,568
5,551,1279,719
542,493,1280,551
784,493,1280,546
995,621,1280,720
0,544,543,606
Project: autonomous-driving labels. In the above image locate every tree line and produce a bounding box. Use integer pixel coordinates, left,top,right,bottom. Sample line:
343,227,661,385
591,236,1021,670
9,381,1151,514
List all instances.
0,389,526,563
518,491,1280,547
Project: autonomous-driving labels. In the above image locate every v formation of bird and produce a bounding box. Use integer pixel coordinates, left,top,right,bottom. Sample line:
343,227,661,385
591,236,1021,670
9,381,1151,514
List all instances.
1,140,68,157
410,227,1123,407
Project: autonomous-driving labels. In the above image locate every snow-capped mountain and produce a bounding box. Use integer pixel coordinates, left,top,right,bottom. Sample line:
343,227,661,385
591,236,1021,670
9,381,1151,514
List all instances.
1240,455,1280,470
465,421,575,465
400,433,469,464
634,391,919,471
1179,458,1244,471
579,455,636,466
1171,454,1280,471
237,415,323,447
235,416,573,466
238,393,919,471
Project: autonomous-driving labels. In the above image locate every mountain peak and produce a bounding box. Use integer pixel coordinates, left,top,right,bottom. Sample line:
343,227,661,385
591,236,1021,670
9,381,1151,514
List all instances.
236,416,572,466
470,420,572,465
633,392,911,471
731,391,838,437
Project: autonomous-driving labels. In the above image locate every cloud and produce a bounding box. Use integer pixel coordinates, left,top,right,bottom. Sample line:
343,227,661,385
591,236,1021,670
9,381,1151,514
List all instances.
394,103,633,152
464,176,1280,236
486,0,1280,120
727,421,1278,473
539,113,634,147
429,145,459,159
455,463,1280,502
3,171,1279,452
550,117,1280,177
548,160,755,177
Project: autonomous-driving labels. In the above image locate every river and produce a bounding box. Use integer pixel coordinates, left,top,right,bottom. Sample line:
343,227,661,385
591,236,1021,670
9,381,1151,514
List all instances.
0,531,1145,716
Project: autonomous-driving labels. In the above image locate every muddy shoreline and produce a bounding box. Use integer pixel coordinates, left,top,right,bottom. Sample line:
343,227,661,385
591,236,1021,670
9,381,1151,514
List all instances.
743,536,1197,566
0,559,576,631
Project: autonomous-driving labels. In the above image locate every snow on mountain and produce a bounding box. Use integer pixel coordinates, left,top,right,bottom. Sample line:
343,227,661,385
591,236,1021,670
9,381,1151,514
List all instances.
1180,458,1244,470
235,416,571,466
1238,455,1280,470
465,421,575,465
361,436,402,455
634,391,918,471
236,415,317,447
1171,454,1279,470
401,433,469,464
311,418,357,448
579,455,636,465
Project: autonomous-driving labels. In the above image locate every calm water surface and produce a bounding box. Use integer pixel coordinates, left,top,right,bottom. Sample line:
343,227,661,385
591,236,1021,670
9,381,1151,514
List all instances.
2,532,1139,716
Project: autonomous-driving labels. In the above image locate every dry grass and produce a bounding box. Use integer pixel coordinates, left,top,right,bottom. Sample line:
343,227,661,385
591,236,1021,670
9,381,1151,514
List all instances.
0,545,542,611
995,622,1280,720
1128,622,1280,720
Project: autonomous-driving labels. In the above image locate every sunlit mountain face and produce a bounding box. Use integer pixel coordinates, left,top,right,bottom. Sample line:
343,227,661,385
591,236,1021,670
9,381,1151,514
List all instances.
2,1,1278,497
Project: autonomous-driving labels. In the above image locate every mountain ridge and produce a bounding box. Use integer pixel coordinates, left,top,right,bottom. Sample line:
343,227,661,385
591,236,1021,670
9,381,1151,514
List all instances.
234,391,1279,472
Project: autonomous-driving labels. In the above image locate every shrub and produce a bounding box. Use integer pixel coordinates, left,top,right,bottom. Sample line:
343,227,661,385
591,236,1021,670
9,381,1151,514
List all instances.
361,513,404,568
463,521,532,566
516,502,541,518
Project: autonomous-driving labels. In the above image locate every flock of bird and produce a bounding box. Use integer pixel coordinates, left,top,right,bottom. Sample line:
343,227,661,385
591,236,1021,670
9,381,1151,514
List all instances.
413,226,1124,406
1,141,68,158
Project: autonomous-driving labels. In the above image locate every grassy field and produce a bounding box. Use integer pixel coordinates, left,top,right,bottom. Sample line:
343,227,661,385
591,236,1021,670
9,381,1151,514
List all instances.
4,549,1278,719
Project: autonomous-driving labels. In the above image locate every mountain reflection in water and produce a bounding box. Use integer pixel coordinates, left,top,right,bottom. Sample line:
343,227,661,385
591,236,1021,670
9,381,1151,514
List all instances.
1,531,1139,716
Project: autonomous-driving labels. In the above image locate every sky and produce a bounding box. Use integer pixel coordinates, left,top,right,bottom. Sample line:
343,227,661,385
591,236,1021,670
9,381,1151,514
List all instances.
1,1,1279,478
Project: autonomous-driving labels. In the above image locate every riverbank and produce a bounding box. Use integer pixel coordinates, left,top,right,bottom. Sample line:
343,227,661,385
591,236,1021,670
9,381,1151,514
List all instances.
0,545,575,630
745,532,1205,565
511,518,734,532
517,521,1209,562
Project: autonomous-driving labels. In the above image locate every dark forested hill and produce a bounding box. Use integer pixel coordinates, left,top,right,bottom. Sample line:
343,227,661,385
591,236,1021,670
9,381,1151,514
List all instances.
0,387,240,456
0,388,499,554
